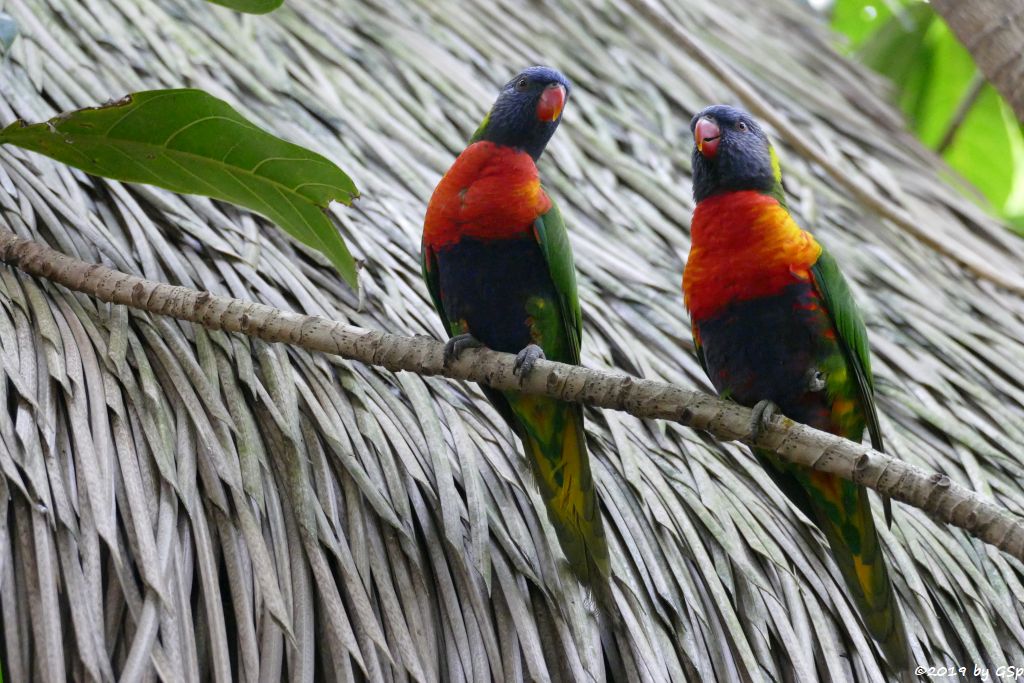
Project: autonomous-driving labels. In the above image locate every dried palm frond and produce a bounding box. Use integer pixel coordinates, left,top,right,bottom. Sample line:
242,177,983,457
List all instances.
1,0,1023,680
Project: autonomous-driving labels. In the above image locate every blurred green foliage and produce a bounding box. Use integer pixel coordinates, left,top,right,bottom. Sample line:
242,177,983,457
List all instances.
205,0,283,13
831,0,1024,232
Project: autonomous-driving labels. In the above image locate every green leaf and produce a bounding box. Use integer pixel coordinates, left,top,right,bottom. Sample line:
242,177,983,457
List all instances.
851,2,935,124
831,0,900,49
204,0,284,14
0,89,359,288
912,18,976,147
1007,214,1024,236
1000,117,1024,218
942,86,1016,211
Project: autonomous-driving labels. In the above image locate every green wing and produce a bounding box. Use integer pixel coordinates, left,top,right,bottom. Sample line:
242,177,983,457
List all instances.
691,329,709,377
420,240,449,334
810,247,882,450
532,199,582,364
530,198,610,583
811,246,890,523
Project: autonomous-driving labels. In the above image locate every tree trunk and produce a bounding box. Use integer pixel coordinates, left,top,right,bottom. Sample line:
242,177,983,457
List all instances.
933,0,1024,121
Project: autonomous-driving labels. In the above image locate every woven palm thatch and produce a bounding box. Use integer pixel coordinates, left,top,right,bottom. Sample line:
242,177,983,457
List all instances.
1,0,1024,680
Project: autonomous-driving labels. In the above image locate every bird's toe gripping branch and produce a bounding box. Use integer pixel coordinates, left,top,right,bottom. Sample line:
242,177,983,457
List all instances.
513,344,546,383
443,333,483,366
749,399,779,442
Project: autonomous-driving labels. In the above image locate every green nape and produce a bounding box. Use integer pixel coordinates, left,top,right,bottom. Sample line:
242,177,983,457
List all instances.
469,111,491,143
766,145,788,207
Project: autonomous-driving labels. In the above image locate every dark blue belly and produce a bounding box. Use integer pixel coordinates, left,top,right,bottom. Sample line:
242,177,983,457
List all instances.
697,282,835,429
435,236,558,354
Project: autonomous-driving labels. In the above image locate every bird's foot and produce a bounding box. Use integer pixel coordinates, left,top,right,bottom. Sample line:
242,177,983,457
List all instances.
443,333,483,366
749,400,779,442
513,344,546,383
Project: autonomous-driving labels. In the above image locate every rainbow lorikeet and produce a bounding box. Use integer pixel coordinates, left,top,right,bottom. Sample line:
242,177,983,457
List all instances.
682,105,909,669
421,67,609,586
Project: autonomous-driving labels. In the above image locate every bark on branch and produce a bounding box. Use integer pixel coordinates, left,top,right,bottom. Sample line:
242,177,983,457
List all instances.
2,228,1023,563
932,0,1024,123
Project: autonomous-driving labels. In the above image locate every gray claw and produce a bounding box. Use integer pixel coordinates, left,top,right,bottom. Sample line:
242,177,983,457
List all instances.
443,333,482,366
749,400,778,442
513,344,546,382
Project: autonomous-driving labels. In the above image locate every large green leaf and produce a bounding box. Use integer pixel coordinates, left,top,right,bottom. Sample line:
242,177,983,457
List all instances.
204,0,283,14
942,87,1016,211
1001,105,1024,228
851,2,934,124
912,18,975,147
0,89,359,287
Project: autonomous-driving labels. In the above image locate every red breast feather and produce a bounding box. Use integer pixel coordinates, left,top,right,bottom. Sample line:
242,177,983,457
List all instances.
423,141,552,250
683,191,822,321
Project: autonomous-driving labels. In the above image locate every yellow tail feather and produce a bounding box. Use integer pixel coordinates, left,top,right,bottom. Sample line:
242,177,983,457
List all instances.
813,482,910,672
761,454,910,671
506,393,609,586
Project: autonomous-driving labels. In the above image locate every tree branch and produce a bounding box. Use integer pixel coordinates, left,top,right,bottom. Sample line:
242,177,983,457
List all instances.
932,1,1024,124
2,227,1023,563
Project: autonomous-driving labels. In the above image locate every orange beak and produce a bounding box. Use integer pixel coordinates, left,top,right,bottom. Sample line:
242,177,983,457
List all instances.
537,84,567,122
695,117,721,158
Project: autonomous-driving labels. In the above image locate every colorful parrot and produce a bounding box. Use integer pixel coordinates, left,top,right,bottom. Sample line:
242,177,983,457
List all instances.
421,66,609,586
682,105,909,669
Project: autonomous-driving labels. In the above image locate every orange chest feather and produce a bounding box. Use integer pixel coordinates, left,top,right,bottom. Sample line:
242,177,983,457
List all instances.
423,141,552,249
683,191,822,321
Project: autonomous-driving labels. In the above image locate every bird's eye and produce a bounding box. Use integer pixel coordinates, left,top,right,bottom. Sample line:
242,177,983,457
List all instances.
515,78,529,92
736,121,748,132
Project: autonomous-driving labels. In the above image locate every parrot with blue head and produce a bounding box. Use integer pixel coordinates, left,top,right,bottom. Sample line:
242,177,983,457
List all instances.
682,104,909,671
421,66,609,587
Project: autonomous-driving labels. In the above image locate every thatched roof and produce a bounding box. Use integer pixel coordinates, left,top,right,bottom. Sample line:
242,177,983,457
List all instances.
1,0,1023,680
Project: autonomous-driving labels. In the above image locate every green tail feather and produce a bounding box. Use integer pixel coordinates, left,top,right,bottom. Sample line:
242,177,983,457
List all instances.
506,393,609,586
758,450,909,671
814,482,909,671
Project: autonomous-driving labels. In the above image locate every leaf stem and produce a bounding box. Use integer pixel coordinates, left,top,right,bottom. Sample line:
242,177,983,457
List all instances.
936,73,986,155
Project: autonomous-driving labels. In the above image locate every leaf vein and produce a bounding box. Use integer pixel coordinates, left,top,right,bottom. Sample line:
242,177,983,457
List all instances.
162,116,251,148
250,155,337,174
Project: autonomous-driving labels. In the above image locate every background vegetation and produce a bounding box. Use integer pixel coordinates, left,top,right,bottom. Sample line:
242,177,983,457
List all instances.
829,0,1024,231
